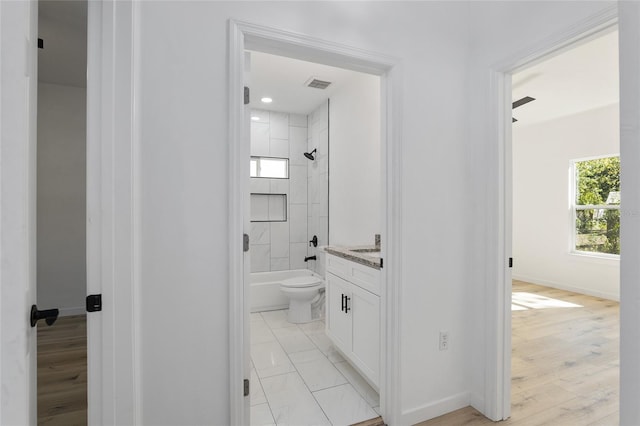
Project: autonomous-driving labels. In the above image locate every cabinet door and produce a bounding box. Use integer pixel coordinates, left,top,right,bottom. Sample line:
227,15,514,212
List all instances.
351,285,380,387
326,273,352,353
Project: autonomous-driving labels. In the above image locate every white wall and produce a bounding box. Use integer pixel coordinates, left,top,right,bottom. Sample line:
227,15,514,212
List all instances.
249,109,309,272
127,2,638,425
137,2,470,424
37,82,86,316
465,0,620,417
329,73,381,247
513,104,619,300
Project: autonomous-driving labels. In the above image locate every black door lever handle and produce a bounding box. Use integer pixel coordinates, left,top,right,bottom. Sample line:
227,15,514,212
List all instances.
30,305,59,327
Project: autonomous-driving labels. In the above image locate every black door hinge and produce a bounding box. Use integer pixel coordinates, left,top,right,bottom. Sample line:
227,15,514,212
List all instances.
509,257,513,268
244,87,250,105
86,294,102,312
380,258,383,268
37,38,43,49
244,379,250,397
243,234,250,252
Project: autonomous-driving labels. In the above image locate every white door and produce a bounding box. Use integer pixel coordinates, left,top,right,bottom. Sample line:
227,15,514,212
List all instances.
0,0,39,424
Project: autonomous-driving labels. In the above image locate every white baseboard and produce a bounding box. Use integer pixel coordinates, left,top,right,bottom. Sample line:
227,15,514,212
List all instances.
250,304,289,313
58,306,86,317
512,274,619,301
401,391,469,425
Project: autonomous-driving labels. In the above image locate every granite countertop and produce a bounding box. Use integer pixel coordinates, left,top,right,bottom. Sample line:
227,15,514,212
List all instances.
325,245,381,270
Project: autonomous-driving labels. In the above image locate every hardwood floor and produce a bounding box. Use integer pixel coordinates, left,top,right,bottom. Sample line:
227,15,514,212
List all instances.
352,416,385,426
417,281,619,426
35,282,618,426
37,315,87,426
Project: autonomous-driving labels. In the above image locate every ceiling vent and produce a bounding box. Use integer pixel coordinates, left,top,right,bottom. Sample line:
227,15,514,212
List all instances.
305,77,332,90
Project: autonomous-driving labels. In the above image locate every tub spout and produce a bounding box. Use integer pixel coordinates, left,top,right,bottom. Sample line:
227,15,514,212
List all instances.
304,255,317,262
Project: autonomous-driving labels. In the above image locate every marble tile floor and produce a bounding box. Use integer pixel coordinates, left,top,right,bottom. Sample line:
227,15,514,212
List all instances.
250,309,380,426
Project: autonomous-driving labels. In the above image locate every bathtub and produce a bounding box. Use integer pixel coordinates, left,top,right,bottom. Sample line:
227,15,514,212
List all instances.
250,269,322,313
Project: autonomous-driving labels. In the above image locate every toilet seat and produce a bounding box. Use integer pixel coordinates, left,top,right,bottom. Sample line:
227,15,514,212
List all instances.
281,276,322,288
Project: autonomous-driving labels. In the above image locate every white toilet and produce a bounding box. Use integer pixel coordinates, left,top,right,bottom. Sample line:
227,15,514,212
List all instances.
280,275,325,324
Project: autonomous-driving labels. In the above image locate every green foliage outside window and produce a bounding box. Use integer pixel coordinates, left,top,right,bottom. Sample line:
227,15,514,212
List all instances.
575,156,620,255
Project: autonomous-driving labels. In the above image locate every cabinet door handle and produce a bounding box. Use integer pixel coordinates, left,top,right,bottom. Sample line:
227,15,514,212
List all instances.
345,296,351,313
341,294,345,312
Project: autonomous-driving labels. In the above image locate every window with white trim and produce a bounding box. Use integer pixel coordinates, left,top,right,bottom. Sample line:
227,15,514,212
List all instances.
571,155,620,256
250,156,288,179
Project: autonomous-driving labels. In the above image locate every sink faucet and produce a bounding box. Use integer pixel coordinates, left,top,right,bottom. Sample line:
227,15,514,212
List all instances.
304,255,317,262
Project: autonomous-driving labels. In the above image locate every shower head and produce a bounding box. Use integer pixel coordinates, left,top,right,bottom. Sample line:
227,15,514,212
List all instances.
304,149,317,161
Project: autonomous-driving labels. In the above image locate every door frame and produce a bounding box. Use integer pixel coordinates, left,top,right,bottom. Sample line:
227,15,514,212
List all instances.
228,20,403,426
486,5,618,421
86,1,141,424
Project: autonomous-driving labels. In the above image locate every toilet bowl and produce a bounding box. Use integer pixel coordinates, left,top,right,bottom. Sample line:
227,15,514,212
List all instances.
280,275,325,324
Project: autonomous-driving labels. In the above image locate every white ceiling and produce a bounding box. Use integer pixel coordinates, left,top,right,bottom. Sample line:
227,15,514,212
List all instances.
38,0,87,88
512,29,619,125
248,50,365,115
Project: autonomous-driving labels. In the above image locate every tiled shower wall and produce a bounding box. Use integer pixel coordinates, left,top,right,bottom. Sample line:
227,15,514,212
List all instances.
307,101,330,277
250,110,309,272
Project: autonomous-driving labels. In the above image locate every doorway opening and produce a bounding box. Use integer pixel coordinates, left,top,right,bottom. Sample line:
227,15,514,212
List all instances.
507,25,620,423
36,1,88,424
246,50,382,425
228,21,402,426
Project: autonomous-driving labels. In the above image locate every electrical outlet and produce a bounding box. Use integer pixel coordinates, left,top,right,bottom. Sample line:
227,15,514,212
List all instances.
439,331,449,351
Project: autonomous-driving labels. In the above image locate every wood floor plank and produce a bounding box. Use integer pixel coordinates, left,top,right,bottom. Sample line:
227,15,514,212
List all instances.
351,416,385,426
417,406,494,425
587,411,619,426
37,315,87,426
38,409,87,426
38,386,87,417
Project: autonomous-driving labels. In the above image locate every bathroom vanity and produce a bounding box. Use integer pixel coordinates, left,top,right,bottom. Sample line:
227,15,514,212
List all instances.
324,247,381,390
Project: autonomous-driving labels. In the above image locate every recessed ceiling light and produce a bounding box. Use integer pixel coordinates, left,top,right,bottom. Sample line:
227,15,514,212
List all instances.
261,97,273,104
251,116,260,121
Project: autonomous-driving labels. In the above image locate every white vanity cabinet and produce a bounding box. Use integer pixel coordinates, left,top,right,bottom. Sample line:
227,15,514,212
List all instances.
325,253,381,389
